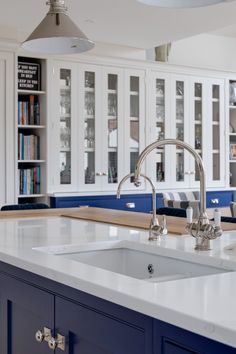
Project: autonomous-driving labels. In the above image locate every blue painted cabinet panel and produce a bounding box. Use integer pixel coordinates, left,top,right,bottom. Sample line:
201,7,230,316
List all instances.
206,191,235,208
0,272,54,354
0,262,235,354
154,319,236,354
0,263,152,354
50,193,164,213
56,296,152,354
51,190,235,212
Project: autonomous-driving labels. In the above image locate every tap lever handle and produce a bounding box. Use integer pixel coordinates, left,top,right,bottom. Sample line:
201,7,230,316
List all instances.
214,208,221,227
186,206,193,223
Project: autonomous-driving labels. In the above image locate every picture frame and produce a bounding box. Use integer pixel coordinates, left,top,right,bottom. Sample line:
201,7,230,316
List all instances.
230,144,236,160
18,61,41,91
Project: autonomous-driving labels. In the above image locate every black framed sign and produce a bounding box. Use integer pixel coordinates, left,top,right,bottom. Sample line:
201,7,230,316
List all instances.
18,61,41,91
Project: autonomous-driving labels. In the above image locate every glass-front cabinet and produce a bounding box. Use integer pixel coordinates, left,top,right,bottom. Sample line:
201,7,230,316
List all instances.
189,77,225,188
148,72,225,189
50,61,145,192
49,61,77,192
49,62,225,194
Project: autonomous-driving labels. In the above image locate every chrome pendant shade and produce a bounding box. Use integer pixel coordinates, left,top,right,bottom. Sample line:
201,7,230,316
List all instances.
137,0,232,8
21,0,94,54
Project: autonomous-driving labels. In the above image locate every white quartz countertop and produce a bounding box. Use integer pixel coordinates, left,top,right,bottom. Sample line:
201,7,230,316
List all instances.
1,216,236,348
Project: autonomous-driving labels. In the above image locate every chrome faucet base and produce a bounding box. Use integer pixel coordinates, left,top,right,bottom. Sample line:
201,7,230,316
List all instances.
194,238,211,251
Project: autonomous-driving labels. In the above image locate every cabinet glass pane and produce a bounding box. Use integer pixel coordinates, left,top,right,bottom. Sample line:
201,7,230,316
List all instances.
212,84,220,181
84,72,95,185
156,79,165,182
108,74,118,183
194,83,202,182
60,69,71,185
176,81,184,181
130,77,140,178
156,150,165,182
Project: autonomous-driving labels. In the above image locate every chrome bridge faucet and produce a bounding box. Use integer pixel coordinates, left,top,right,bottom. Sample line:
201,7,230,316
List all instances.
117,173,167,240
133,139,222,251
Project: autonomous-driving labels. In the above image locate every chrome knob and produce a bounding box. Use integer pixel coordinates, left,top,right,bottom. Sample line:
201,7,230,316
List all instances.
48,337,57,350
35,327,52,344
35,330,44,343
96,172,103,176
48,334,65,351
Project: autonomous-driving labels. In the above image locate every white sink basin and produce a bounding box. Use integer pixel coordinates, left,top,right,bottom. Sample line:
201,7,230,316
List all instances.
34,241,231,283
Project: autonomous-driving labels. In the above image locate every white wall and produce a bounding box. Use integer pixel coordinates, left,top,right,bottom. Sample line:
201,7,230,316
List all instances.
163,34,236,72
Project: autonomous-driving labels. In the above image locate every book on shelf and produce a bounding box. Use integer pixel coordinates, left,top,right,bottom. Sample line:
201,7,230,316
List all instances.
18,167,41,195
18,133,40,160
18,95,40,125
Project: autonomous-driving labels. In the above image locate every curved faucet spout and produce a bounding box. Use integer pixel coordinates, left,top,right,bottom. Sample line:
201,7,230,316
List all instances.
117,172,167,239
134,138,207,220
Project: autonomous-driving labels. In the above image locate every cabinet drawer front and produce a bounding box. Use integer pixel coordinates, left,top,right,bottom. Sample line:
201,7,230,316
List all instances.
206,191,234,208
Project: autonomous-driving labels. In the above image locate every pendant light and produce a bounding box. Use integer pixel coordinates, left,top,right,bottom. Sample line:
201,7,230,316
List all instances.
137,0,232,8
21,0,94,54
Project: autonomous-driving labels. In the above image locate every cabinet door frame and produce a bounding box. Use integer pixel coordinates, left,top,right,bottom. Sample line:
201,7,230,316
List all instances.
147,70,172,189
122,68,146,191
206,78,225,188
101,66,125,191
49,60,78,192
189,77,209,189
170,74,191,189
77,63,103,192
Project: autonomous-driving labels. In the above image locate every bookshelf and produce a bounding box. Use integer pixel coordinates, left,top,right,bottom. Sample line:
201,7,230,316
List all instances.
17,57,47,204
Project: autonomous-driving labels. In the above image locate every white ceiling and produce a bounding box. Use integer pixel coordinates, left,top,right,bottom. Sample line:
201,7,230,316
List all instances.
2,0,236,48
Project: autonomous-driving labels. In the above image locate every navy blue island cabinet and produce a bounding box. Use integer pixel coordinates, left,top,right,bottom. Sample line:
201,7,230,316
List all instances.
0,261,235,354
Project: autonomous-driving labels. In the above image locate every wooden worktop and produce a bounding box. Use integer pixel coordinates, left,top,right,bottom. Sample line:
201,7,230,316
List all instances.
0,207,235,235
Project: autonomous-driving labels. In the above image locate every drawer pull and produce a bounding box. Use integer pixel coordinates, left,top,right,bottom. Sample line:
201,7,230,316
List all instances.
211,198,219,205
126,202,136,209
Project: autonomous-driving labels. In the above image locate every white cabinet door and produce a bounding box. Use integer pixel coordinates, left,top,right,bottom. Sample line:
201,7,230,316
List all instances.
100,67,124,191
0,52,14,207
147,72,172,189
171,75,191,189
207,79,225,187
77,64,102,191
49,61,78,192
189,77,225,189
122,69,146,190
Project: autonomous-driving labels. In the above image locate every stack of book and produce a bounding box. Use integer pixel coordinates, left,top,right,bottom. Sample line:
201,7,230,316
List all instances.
18,167,41,195
18,95,40,125
18,134,40,160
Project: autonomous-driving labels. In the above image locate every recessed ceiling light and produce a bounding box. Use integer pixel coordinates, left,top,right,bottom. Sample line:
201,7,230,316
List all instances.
137,0,233,8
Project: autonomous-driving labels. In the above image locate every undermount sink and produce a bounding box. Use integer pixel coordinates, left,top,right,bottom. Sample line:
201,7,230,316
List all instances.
34,241,231,283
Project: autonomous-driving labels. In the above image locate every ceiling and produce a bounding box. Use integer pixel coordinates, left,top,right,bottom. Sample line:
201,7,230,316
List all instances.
2,0,236,49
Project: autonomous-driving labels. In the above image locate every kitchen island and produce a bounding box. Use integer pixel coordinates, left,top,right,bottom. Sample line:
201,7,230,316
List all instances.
0,209,236,353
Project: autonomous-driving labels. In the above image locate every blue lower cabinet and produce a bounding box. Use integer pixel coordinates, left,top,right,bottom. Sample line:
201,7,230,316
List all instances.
50,193,164,213
154,319,236,354
0,262,235,354
0,262,152,354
